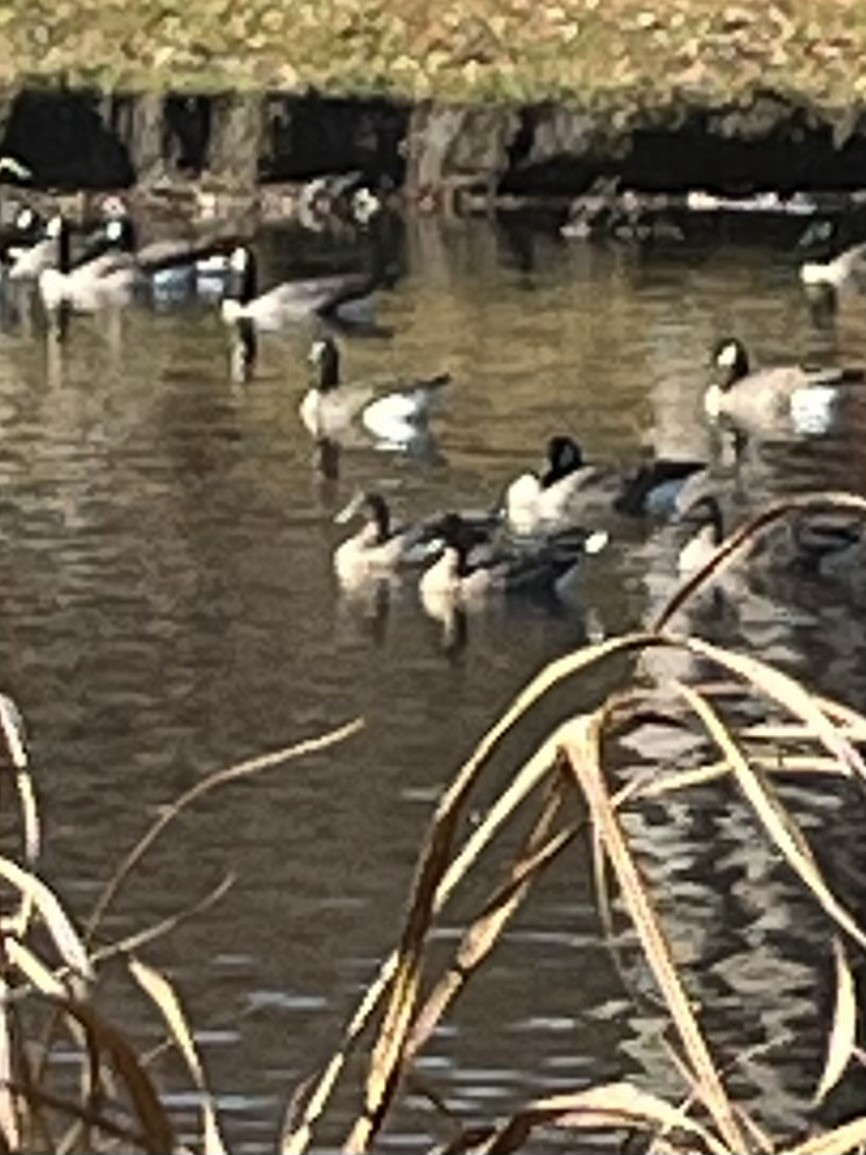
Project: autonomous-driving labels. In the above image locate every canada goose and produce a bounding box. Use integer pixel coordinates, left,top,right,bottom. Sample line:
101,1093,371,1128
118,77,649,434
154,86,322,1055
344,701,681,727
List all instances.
37,211,141,320
419,511,607,622
7,211,69,282
333,491,497,589
504,436,710,532
705,338,865,434
300,336,450,444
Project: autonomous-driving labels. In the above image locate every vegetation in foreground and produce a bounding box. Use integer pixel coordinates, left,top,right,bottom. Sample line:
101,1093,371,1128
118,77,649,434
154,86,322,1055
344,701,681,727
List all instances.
1,0,866,104
2,491,866,1152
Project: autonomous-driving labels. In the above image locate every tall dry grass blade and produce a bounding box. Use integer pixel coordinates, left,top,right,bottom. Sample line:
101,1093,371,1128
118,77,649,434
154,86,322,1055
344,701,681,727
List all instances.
0,858,92,982
13,1081,154,1150
281,961,397,1153
130,956,227,1155
560,715,744,1151
405,792,574,1063
58,997,175,1155
678,684,866,951
654,492,866,630
88,718,363,938
469,1083,729,1155
340,734,572,1152
0,975,19,1152
815,938,857,1105
0,695,27,770
94,873,235,964
5,938,67,997
288,733,570,1151
789,1117,866,1153
679,637,866,783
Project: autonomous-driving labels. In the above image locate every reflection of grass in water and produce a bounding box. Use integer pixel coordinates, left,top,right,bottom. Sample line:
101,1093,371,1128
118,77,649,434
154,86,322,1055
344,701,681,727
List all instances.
0,0,865,101
5,492,866,1151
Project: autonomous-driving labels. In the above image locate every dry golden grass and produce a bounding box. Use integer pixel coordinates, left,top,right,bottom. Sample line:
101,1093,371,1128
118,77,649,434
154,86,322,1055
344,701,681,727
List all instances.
0,0,864,101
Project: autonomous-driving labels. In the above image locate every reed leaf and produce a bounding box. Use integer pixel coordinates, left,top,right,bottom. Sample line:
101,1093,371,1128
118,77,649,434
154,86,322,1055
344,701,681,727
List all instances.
789,1116,866,1153
0,975,18,1153
404,788,574,1063
560,714,744,1151
0,859,92,982
815,938,857,1105
58,997,175,1155
677,684,866,951
88,718,363,938
130,956,227,1155
469,1082,729,1154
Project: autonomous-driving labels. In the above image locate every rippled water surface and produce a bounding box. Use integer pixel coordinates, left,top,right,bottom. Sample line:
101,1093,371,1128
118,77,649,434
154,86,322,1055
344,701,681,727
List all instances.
3,216,866,1151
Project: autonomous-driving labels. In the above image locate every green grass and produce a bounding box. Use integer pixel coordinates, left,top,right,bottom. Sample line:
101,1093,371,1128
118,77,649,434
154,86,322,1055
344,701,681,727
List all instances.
1,0,865,103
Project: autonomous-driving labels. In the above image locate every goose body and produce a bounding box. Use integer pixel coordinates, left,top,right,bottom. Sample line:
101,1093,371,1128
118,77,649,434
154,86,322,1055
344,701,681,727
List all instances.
333,492,497,590
800,242,866,292
221,245,380,334
419,513,606,623
37,213,141,315
505,436,710,532
300,336,449,444
705,338,865,434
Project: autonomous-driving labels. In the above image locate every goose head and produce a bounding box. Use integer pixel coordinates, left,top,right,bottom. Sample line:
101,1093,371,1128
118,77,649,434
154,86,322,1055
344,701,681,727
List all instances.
335,490,391,545
541,434,584,487
433,513,476,577
308,336,340,393
712,337,750,390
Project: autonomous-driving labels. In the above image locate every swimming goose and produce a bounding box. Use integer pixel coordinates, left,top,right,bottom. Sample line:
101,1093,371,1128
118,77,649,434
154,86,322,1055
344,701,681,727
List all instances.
800,242,866,293
300,336,450,444
333,491,498,589
37,211,141,320
504,436,623,534
7,212,69,282
705,338,865,434
221,243,382,346
504,436,710,531
419,512,606,620
1,206,46,267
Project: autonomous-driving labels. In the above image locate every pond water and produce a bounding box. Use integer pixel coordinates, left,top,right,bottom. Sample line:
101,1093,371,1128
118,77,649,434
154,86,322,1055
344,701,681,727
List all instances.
2,213,866,1152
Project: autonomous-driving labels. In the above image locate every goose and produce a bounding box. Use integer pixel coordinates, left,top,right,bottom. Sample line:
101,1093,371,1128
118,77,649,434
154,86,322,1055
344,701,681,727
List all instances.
504,436,710,532
800,242,866,293
704,338,865,434
220,245,384,371
37,211,141,320
300,336,450,444
333,491,498,589
1,205,46,267
7,211,69,282
419,511,607,621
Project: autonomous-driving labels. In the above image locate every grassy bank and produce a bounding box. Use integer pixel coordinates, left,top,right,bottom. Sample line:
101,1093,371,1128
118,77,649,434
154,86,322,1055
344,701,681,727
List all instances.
1,0,865,104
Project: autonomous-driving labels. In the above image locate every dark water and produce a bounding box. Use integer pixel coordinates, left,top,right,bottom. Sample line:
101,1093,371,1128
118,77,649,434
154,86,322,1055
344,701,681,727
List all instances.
2,216,866,1152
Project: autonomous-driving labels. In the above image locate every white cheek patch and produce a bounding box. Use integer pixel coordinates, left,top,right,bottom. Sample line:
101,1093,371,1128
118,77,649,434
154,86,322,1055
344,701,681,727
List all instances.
309,340,327,363
229,247,248,272
716,342,739,369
